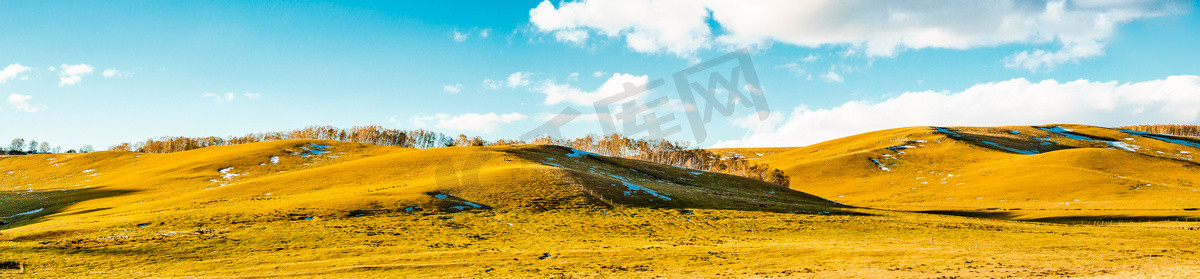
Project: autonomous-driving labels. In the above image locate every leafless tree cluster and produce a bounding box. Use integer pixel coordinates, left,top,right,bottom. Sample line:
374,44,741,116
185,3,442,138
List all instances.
3,138,84,155
110,126,457,152
521,134,790,187
107,127,790,187
1118,124,1200,137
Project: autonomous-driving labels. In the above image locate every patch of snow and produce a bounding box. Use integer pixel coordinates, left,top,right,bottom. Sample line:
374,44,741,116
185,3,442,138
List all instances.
621,182,672,200
887,145,916,150
933,127,959,136
1108,141,1139,152
3,208,43,218
869,158,890,171
270,156,280,164
218,167,239,179
1009,130,1021,134
81,169,95,173
433,194,449,199
978,141,1039,155
1037,126,1098,141
566,149,599,158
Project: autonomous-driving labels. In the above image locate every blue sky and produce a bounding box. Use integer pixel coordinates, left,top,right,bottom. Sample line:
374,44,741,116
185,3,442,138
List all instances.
2,0,1199,149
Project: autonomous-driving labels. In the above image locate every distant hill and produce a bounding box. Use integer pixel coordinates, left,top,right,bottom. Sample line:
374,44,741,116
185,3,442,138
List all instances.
715,124,1200,221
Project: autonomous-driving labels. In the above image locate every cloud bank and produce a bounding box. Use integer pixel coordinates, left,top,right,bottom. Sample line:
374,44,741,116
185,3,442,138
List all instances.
716,75,1200,147
530,0,1183,70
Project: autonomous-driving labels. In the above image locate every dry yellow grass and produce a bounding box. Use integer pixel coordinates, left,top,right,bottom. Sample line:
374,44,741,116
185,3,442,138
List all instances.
717,124,1200,222
3,127,1200,277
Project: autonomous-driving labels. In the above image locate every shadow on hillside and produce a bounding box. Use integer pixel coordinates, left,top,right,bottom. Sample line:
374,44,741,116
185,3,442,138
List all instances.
917,210,1017,219
0,187,139,230
944,131,1071,155
498,145,865,216
917,210,1197,224
1024,215,1198,224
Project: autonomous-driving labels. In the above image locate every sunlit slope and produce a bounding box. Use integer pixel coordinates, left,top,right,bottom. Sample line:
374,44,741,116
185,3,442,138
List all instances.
723,124,1200,212
0,140,839,232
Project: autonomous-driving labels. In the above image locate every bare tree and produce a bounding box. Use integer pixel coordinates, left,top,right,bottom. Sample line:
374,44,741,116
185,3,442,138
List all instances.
10,138,25,154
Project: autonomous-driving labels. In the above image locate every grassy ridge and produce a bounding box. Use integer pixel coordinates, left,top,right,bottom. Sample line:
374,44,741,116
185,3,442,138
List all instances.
717,124,1200,222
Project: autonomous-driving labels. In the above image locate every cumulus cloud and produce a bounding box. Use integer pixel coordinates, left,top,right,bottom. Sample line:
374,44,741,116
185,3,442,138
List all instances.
530,0,1181,70
7,93,43,112
202,92,260,103
482,78,503,90
530,0,712,57
58,64,94,86
820,70,843,83
0,64,33,83
479,28,491,38
534,73,650,106
506,72,532,88
452,30,468,42
102,68,127,78
553,29,590,44
412,112,527,133
444,83,463,94
716,75,1200,147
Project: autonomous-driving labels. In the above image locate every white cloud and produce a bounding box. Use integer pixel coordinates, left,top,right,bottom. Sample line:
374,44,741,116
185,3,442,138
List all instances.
412,112,527,133
553,29,590,44
530,0,712,57
530,0,1179,71
716,75,1200,147
0,64,33,83
443,83,463,94
568,72,580,81
534,73,650,106
7,93,43,112
479,28,491,38
202,92,258,103
820,70,843,83
482,78,502,90
452,30,468,42
58,64,94,86
102,68,127,78
506,72,531,88
801,54,818,63
592,71,606,78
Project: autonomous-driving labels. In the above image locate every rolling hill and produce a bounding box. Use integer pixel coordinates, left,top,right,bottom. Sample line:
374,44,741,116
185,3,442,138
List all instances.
2,127,1200,277
718,124,1200,221
0,140,840,233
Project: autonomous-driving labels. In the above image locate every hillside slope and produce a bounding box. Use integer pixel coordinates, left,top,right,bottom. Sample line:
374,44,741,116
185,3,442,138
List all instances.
717,124,1200,220
0,140,840,232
